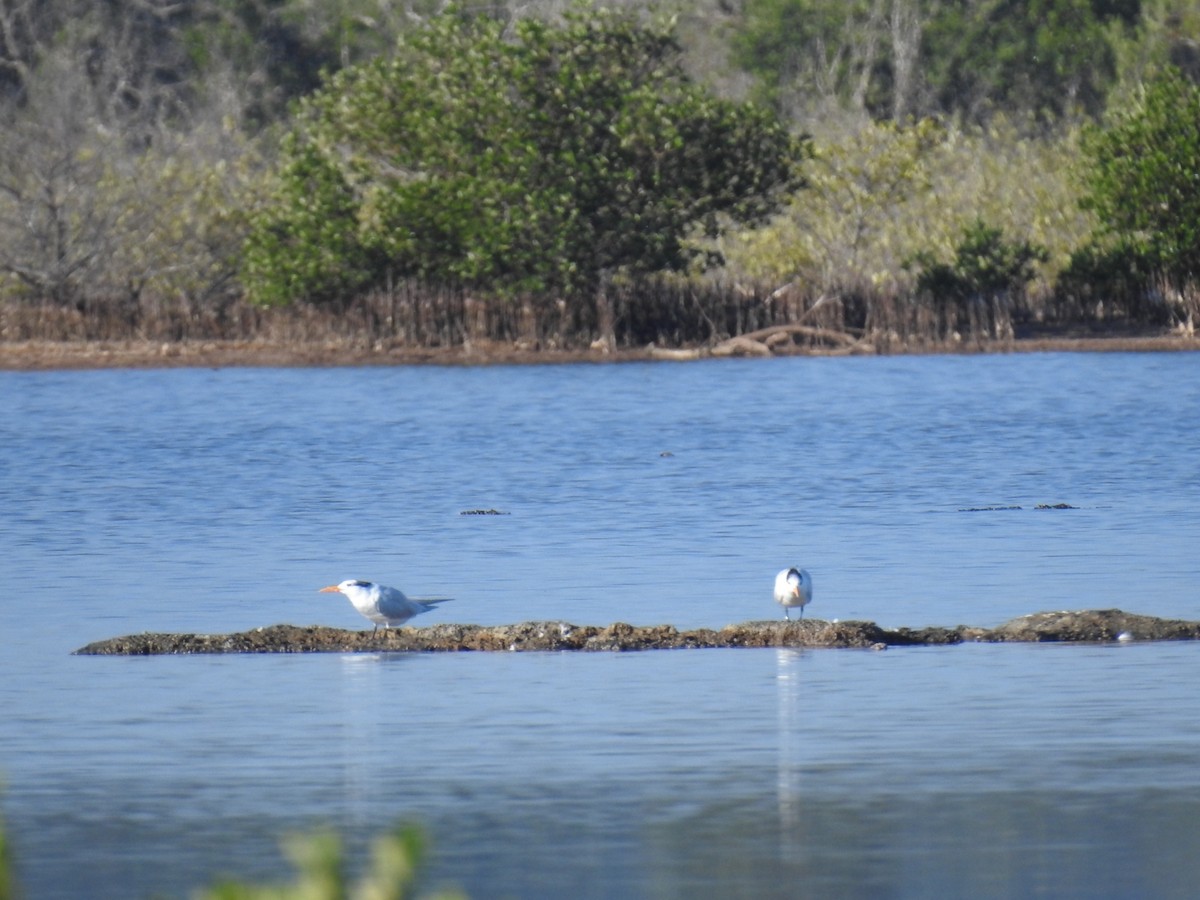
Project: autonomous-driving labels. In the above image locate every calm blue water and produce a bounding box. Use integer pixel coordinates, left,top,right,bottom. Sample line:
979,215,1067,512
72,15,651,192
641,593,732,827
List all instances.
2,352,1200,898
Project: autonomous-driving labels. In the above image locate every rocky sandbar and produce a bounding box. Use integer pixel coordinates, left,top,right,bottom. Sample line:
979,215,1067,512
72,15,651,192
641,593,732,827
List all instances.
72,609,1200,655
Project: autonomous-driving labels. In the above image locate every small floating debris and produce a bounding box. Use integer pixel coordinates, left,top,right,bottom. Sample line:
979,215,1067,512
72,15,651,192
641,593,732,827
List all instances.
957,503,1080,512
459,509,510,516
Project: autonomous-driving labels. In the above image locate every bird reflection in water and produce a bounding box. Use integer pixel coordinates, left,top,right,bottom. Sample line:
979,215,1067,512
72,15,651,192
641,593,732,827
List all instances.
776,647,806,854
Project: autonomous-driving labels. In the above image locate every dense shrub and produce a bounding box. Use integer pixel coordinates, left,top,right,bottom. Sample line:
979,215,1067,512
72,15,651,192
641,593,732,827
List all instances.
906,219,1049,339
1054,240,1192,325
1081,65,1200,286
242,7,806,317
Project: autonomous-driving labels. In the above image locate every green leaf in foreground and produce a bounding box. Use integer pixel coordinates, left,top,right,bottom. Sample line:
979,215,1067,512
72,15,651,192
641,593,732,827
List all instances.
198,823,465,900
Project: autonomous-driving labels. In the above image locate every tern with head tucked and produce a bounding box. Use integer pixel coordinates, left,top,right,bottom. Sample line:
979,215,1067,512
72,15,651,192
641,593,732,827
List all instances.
774,567,813,620
319,579,453,634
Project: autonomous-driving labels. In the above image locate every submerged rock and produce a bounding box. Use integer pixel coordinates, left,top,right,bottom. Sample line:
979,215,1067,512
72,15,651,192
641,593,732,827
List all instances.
72,609,1200,656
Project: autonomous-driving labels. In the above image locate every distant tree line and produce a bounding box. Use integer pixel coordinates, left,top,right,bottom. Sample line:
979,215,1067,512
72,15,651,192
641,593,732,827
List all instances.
0,0,1197,349
733,0,1148,123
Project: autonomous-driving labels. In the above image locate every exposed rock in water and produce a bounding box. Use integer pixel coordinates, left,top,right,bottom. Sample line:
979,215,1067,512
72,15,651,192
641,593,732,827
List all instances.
984,609,1200,642
72,609,1200,656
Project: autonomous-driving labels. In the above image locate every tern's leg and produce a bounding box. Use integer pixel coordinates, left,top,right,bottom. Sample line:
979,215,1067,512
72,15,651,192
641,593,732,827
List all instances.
784,609,791,621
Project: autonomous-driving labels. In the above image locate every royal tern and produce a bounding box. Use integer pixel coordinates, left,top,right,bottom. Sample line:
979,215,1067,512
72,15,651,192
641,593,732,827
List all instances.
774,567,813,621
319,579,453,634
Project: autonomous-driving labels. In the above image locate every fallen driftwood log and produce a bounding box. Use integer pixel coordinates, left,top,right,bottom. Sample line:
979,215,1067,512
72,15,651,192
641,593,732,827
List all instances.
73,609,1200,655
711,324,873,358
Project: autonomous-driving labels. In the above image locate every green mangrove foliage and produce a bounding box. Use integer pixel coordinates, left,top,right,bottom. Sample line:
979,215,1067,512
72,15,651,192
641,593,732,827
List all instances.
1054,64,1200,326
1080,66,1200,281
906,220,1049,340
1,1,1197,345
242,7,806,309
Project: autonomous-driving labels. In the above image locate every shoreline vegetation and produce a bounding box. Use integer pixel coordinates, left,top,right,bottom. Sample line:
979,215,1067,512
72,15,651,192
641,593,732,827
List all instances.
4,245,1197,372
4,10,1200,372
3,7,1200,380
3,327,1197,371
